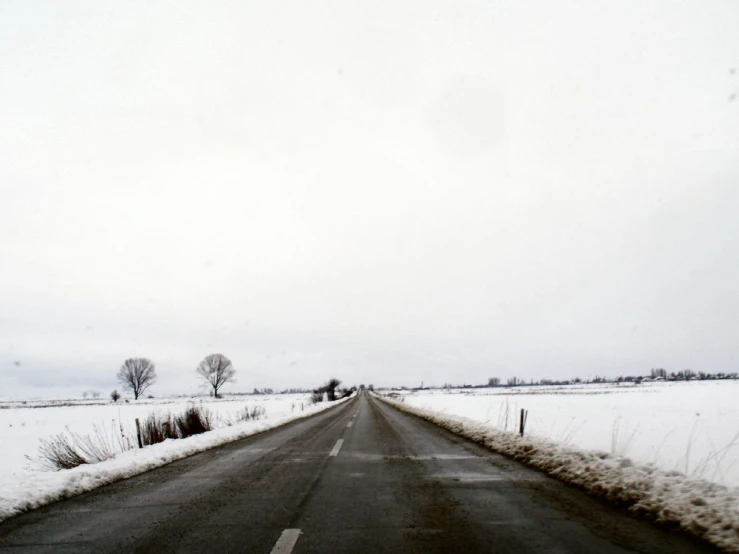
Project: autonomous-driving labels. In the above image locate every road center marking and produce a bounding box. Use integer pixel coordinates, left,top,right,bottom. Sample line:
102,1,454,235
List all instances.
347,421,353,428
329,438,344,457
270,529,301,554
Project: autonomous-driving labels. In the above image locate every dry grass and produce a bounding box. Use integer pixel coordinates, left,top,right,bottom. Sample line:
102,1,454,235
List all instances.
140,403,213,446
32,421,134,470
223,405,265,426
33,404,215,469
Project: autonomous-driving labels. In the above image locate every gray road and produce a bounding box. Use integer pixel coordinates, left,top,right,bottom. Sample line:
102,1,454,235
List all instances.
0,393,716,553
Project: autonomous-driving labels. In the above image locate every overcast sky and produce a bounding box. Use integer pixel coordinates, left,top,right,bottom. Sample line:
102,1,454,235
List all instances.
1,1,738,399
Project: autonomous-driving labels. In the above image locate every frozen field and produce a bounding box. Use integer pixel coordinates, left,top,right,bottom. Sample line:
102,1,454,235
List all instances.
0,394,315,491
392,380,739,487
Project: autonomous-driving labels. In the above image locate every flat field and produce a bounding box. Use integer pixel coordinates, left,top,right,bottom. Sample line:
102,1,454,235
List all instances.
393,380,739,486
0,394,312,489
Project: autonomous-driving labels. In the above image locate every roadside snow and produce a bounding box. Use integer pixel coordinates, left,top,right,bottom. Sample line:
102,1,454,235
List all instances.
393,381,739,486
0,396,350,524
377,394,739,552
1,395,314,479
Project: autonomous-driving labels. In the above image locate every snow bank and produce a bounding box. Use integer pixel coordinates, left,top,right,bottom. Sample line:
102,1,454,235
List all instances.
377,394,739,552
0,397,350,524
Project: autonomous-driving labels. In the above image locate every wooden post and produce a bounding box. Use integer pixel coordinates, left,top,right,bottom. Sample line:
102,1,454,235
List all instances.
518,408,523,437
135,418,143,448
519,409,528,437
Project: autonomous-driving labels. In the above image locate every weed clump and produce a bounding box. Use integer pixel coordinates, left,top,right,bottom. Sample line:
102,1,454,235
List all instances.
223,405,265,426
35,403,215,470
33,421,134,470
140,404,213,446
175,404,212,437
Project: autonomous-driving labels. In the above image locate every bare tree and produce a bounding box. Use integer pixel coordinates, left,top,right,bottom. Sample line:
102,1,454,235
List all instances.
196,354,236,398
117,358,156,400
325,378,341,401
110,389,121,402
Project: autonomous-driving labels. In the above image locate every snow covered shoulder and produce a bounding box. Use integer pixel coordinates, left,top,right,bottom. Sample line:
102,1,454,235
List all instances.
377,394,739,552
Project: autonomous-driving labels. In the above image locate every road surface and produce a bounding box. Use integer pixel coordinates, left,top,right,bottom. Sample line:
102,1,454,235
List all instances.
0,392,716,553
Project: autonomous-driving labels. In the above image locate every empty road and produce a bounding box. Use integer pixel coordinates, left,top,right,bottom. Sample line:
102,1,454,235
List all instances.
0,393,715,553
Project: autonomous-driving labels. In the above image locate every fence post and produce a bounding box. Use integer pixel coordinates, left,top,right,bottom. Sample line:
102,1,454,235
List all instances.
135,418,143,448
519,409,528,437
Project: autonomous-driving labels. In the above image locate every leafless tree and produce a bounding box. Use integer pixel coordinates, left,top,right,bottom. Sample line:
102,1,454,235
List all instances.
117,358,156,400
110,389,121,402
325,378,341,401
196,353,236,398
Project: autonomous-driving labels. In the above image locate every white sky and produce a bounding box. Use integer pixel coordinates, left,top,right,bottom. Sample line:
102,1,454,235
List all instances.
2,0,738,399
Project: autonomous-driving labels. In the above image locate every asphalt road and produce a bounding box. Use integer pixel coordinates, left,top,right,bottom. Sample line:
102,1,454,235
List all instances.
0,392,716,553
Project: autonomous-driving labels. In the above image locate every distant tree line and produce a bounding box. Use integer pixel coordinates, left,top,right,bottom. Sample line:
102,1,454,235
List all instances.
399,368,738,392
227,387,313,396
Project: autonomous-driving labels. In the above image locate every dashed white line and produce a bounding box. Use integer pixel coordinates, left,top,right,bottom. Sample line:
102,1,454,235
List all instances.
270,529,302,554
347,421,353,428
329,438,344,457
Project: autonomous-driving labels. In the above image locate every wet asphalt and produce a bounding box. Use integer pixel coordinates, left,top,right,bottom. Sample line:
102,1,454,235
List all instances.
0,392,717,553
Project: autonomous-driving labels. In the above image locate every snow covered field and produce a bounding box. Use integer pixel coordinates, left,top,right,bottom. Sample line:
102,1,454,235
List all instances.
1,394,311,478
391,381,739,487
0,394,345,522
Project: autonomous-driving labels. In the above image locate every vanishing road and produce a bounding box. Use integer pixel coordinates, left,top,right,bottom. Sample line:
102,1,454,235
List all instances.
0,392,715,553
